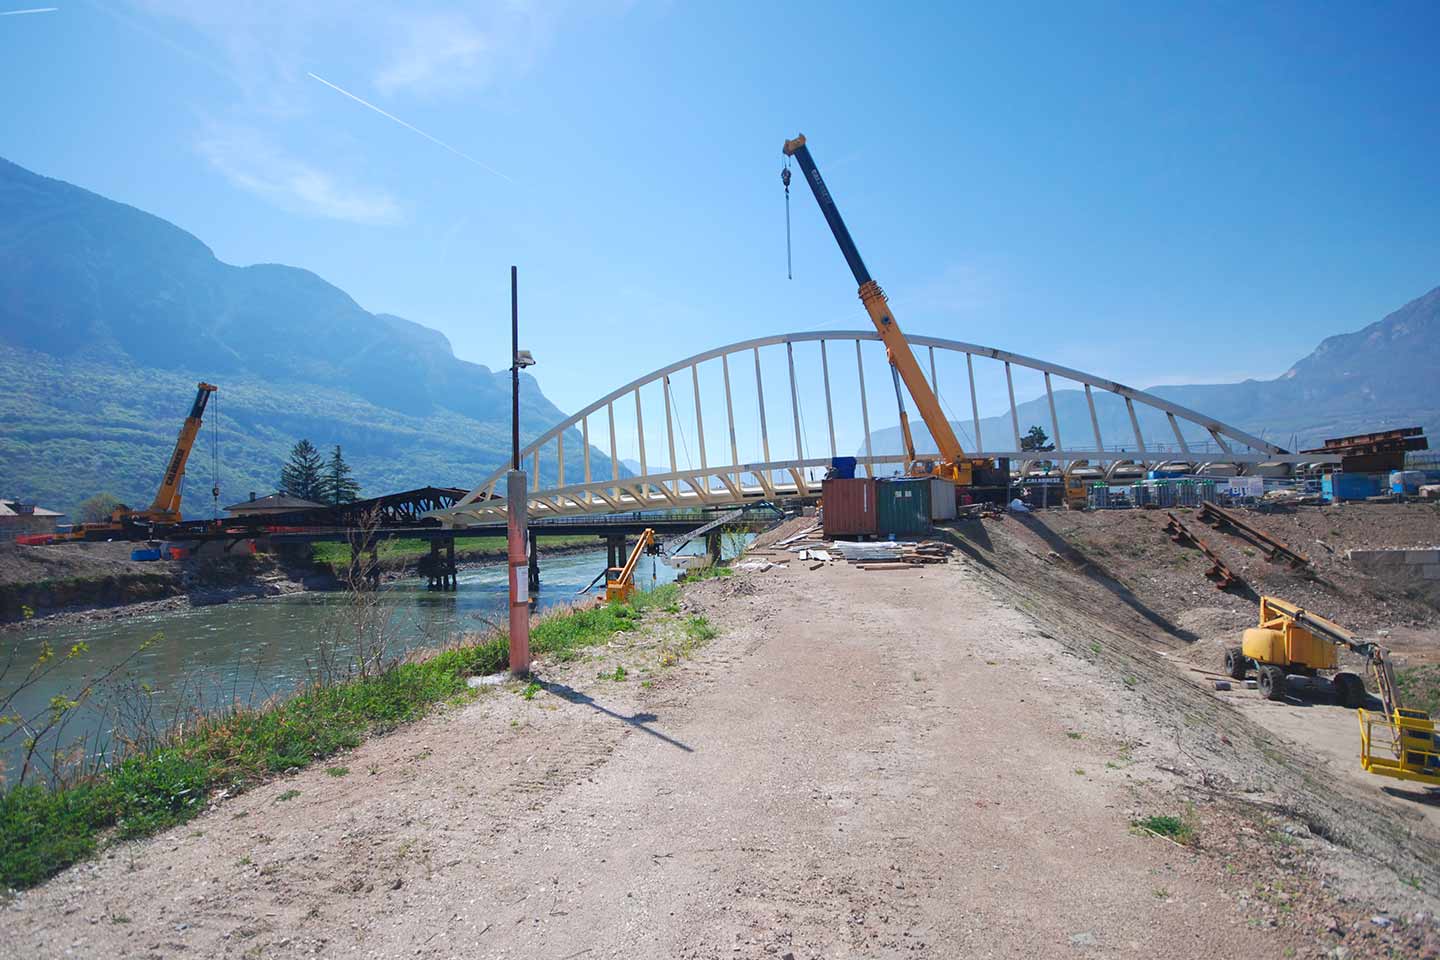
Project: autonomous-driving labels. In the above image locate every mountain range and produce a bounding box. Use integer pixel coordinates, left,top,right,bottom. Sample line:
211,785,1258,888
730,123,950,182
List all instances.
0,156,606,516
1,154,1435,517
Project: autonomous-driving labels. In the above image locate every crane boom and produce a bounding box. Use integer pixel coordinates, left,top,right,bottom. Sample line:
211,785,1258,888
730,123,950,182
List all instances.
147,381,217,522
783,134,972,482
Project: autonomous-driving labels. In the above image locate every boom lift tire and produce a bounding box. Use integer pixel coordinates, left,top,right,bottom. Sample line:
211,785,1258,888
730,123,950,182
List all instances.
1334,672,1366,709
1224,647,1248,681
1258,665,1287,701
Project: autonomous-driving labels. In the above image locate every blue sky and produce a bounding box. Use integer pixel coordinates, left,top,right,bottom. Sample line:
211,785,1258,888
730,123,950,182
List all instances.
3,0,1438,433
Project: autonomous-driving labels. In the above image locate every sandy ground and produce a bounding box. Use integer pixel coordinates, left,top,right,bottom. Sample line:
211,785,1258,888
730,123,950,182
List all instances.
5,532,1439,958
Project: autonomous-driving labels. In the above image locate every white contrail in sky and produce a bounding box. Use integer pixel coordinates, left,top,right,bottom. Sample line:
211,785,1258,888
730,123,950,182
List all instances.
1,7,58,15
306,71,512,183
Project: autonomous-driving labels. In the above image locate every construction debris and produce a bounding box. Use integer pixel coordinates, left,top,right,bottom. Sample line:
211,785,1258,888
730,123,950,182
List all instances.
775,524,822,547
1198,502,1311,568
1163,512,1242,590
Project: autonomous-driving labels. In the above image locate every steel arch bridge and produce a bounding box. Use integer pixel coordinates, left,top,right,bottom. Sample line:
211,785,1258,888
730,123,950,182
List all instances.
432,330,1322,525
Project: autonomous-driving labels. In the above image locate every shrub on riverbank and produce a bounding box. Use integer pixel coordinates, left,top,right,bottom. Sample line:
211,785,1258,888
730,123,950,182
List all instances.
0,586,681,891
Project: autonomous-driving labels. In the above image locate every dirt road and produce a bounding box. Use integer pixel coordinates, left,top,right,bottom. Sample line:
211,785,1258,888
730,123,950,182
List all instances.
1,555,1427,957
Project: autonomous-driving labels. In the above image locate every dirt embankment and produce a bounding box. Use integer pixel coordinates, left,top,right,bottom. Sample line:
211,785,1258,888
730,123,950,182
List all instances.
0,541,310,626
940,506,1440,955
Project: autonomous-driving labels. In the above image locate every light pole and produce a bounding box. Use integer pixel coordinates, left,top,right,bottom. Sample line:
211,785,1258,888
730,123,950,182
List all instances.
508,266,534,677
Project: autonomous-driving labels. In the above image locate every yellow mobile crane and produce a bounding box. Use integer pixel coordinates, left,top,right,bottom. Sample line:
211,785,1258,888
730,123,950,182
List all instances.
62,381,218,539
783,134,993,486
1229,597,1440,787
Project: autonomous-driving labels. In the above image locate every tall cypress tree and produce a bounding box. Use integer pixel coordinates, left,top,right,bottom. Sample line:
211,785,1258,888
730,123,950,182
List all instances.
278,439,325,501
321,444,361,505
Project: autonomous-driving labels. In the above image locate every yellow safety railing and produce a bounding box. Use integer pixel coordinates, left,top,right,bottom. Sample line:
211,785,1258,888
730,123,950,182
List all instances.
1358,708,1440,786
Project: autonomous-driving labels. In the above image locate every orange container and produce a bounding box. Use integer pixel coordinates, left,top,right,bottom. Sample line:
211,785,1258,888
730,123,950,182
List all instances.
169,547,188,560
821,477,877,538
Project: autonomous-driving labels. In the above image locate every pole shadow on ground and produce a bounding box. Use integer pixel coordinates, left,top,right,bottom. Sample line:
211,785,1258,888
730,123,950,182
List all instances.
538,678,695,753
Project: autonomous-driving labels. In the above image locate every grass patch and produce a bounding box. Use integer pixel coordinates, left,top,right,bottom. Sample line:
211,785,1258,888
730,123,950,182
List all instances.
324,766,349,778
683,564,733,582
274,789,300,803
1394,665,1440,717
684,615,718,644
310,535,594,568
0,587,678,891
1134,813,1197,846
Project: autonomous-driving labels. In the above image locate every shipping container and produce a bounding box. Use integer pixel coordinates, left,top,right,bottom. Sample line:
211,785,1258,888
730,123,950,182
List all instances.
1322,473,1387,502
1391,470,1427,495
877,477,932,537
929,477,957,521
821,478,877,538
130,548,162,561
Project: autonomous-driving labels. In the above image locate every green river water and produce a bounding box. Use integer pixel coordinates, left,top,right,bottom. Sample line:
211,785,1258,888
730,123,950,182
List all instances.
0,544,713,785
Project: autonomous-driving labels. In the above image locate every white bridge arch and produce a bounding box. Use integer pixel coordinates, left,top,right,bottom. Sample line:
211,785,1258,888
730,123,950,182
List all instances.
433,330,1321,525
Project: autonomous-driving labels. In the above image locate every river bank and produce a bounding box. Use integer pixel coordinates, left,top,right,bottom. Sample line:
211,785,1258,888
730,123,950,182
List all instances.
0,543,705,786
0,537,607,632
0,582,697,891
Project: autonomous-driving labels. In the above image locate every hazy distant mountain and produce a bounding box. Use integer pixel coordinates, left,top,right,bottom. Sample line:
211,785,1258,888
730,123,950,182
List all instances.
868,286,1440,459
0,156,610,514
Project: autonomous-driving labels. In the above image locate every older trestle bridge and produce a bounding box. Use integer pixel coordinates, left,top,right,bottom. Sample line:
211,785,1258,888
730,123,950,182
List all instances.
431,330,1334,528
263,505,780,593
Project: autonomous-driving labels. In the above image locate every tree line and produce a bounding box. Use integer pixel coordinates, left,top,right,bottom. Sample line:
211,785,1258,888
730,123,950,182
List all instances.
278,440,361,505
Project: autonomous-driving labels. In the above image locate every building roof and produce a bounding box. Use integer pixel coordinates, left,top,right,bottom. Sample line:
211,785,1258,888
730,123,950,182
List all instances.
224,493,329,512
0,499,65,518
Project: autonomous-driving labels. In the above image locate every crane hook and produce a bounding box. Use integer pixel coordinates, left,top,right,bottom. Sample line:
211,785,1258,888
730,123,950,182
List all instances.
781,162,793,280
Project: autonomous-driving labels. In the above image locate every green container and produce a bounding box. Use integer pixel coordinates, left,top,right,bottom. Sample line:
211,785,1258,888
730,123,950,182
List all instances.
876,477,932,538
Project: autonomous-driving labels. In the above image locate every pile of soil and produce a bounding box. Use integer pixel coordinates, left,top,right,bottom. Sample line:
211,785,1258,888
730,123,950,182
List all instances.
0,541,183,621
0,540,308,624
1028,503,1440,663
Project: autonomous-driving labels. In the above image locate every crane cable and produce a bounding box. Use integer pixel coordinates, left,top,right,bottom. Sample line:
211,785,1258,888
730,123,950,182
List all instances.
781,159,793,280
210,388,220,520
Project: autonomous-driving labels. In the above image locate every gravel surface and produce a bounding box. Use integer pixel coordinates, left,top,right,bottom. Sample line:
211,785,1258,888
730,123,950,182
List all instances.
4,524,1438,958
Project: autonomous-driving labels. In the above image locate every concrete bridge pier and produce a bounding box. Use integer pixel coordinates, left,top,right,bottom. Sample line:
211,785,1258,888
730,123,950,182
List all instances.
706,531,724,564
606,535,625,571
425,538,458,591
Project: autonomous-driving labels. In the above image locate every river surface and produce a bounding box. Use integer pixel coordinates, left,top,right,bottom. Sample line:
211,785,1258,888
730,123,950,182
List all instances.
0,544,718,784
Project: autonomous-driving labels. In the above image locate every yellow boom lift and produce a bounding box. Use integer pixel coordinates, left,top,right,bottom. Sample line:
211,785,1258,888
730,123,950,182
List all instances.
604,528,657,603
62,381,217,539
783,134,993,486
1228,596,1440,787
